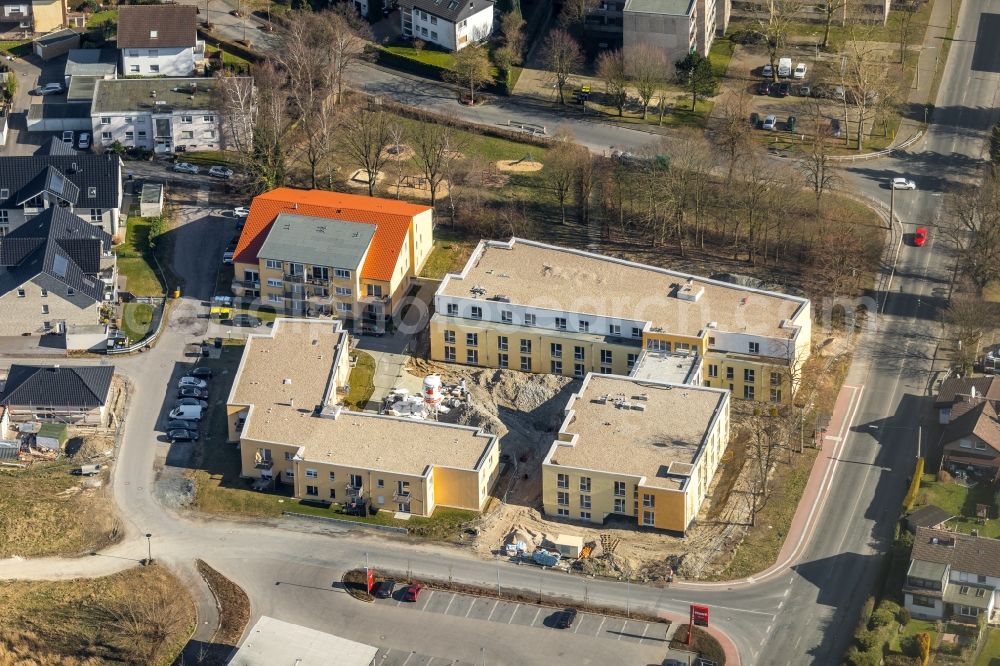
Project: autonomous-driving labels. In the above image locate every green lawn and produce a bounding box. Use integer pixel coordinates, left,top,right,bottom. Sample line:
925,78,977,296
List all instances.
206,44,251,67
85,9,117,28
916,474,1000,538
976,627,1000,666
345,351,376,411
119,302,154,344
708,36,735,78
181,150,238,168
889,618,937,654
0,40,30,57
384,44,456,70
420,231,477,279
114,216,165,297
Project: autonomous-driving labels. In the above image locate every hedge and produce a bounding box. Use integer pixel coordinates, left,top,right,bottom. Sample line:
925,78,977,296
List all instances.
197,29,262,64
902,458,924,512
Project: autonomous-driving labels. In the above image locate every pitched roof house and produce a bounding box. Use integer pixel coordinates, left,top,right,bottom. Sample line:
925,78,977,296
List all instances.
936,376,1000,422
0,207,115,336
904,527,1000,622
0,363,115,425
116,5,204,76
400,0,494,51
941,395,1000,481
232,189,433,324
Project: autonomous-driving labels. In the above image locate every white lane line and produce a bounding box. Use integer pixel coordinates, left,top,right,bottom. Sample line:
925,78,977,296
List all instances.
417,590,433,612
507,605,518,624
530,607,541,626
618,620,627,641
673,599,775,617
572,616,583,634
400,652,415,666
778,601,784,609
464,599,475,618
596,616,607,637
638,623,650,644
442,593,456,615
486,599,499,622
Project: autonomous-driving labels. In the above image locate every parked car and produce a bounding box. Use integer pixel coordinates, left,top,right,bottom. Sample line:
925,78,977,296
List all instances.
750,112,760,128
830,119,842,138
72,464,102,476
797,84,811,97
178,376,208,389
777,57,792,77
175,397,208,409
373,580,396,599
168,429,198,442
786,115,797,132
178,387,208,400
78,132,91,150
556,608,578,629
758,80,772,96
891,177,917,190
233,206,250,218
762,63,773,78
222,250,234,265
61,130,74,144
793,63,807,79
914,227,928,246
169,405,203,421
34,82,64,95
833,85,846,101
360,325,385,337
172,162,200,174
187,367,213,379
402,584,423,602
762,115,777,130
777,82,790,97
208,165,233,179
231,314,263,328
167,419,197,430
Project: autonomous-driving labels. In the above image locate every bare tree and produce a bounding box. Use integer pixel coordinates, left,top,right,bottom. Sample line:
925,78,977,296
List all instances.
818,0,847,49
541,28,583,105
743,409,785,527
410,123,465,207
557,0,599,34
446,44,492,104
329,7,371,104
596,49,628,116
797,98,839,212
388,123,407,197
626,42,667,119
576,150,596,226
340,106,395,196
99,582,191,664
545,132,582,224
756,0,797,83
841,35,895,151
941,177,1000,289
897,3,919,65
714,87,753,185
944,297,999,373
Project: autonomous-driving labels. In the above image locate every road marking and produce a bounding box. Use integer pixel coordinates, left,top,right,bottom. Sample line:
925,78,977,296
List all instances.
486,599,499,621
418,590,433,611
596,616,606,636
530,607,541,626
639,623,649,644
778,601,784,609
618,620,627,640
825,436,842,442
464,599,474,618
673,599,775,617
572,616,583,634
783,588,790,597
400,652,414,666
760,637,767,647
442,594,456,615
507,605,518,624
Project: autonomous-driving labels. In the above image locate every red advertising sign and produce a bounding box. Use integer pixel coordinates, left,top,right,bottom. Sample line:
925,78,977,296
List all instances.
691,604,710,627
366,568,375,594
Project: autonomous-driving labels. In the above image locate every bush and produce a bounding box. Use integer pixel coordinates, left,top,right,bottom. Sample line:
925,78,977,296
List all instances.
884,656,920,666
903,459,924,512
870,607,896,628
938,468,952,483
900,633,920,657
897,607,911,625
857,628,883,652
847,647,883,666
860,596,877,627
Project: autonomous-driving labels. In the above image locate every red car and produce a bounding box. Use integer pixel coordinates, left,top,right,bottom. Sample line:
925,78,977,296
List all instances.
914,227,928,246
402,584,423,602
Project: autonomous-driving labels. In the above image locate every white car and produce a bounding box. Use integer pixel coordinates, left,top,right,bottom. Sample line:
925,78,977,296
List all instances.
61,130,74,144
177,376,208,390
233,206,250,219
77,132,91,150
208,165,233,179
793,63,807,79
34,82,63,96
891,177,917,190
762,115,777,130
762,63,773,78
172,162,200,174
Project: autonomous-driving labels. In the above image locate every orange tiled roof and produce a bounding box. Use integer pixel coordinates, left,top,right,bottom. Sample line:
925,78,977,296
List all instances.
233,188,431,282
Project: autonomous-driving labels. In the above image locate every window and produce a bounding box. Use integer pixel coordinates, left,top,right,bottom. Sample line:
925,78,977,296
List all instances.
609,324,621,336
632,326,642,338
336,302,351,312
149,64,160,73
100,117,111,125
137,131,147,138
349,474,363,488
366,284,383,298
614,481,626,496
443,330,456,344
557,508,569,517
203,130,216,140
498,353,508,368
284,452,295,460
557,473,569,489
306,485,318,496
40,289,47,297
580,511,591,519
430,31,438,39
501,310,512,323
708,364,718,378
555,317,567,330
0,188,7,199
580,495,591,509
976,587,987,598
0,210,7,225
642,494,654,508
551,343,562,358
647,339,670,352
574,346,585,361
125,131,135,141
726,367,734,380
66,288,74,297
497,336,508,351
771,372,781,386
16,288,24,298
101,132,112,141
421,27,428,36
574,363,585,378
524,313,536,326
444,346,456,361
627,353,638,371
578,320,590,332
614,498,626,513
129,65,140,73
911,595,935,608
466,349,479,364
708,336,716,346
466,332,478,346
520,356,532,371
181,115,193,124
770,388,782,403
430,15,437,23
959,606,980,617
520,339,531,353
334,268,351,279
749,341,760,354
285,469,294,478
305,469,317,479
975,441,987,450
204,115,215,122
744,386,755,400
642,510,655,526
600,366,612,374
90,209,101,223
580,477,591,492
41,304,48,315
335,286,352,296
377,479,384,488
268,294,282,304
329,489,337,499
744,369,755,383
978,575,988,583
447,303,458,316
551,360,562,374
600,349,612,364
180,131,194,140
124,117,132,123
266,278,281,288
471,306,483,319
328,471,336,480
557,491,569,506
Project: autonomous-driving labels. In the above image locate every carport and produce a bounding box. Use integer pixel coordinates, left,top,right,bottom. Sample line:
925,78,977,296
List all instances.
27,102,91,133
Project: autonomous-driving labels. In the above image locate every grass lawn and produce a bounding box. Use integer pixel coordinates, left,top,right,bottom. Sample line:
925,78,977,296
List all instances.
205,44,251,67
120,302,155,344
709,36,736,78
0,565,194,665
985,280,1000,304
114,216,165,297
916,475,1000,538
345,350,376,410
384,44,456,70
889,618,937,654
181,150,238,168
0,40,30,56
976,627,1000,666
420,229,477,279
85,9,117,28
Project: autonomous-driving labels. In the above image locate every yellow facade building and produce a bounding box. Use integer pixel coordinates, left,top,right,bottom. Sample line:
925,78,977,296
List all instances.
230,318,500,516
430,238,812,404
542,373,730,533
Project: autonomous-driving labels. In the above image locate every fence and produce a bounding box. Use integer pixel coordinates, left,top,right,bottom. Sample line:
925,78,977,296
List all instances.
828,129,924,163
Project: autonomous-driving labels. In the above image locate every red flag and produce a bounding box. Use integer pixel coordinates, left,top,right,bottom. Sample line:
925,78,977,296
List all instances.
366,568,375,593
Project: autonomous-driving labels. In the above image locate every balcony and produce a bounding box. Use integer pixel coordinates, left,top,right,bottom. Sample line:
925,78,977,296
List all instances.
347,484,364,498
234,279,260,290
393,490,411,503
254,458,273,470
283,273,305,284
307,276,330,287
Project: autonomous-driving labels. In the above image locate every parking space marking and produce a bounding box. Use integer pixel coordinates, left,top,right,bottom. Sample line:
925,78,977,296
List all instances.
486,599,499,621
530,607,541,626
639,623,649,644
464,599,475,618
416,590,434,611
507,604,519,624
572,615,583,634
443,593,456,615
618,620,628,640
401,651,414,666
595,616,607,637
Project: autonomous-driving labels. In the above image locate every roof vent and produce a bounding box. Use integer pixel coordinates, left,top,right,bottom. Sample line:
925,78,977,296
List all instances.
68,162,78,174
150,90,157,97
283,378,292,385
676,280,704,302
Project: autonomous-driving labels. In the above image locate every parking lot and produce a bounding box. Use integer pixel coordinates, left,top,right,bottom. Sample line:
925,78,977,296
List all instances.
373,587,670,647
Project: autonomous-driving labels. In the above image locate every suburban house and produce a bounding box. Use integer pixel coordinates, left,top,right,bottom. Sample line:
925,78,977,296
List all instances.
542,373,730,533
903,527,1000,623
0,207,115,336
399,0,494,51
430,238,811,404
232,188,433,328
2,0,66,37
0,363,115,425
0,143,124,236
92,78,236,154
940,392,1000,481
232,318,502,517
116,4,204,76
935,376,1000,424
589,0,727,56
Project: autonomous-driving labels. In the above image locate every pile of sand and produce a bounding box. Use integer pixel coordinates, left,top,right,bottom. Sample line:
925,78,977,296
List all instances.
495,159,543,173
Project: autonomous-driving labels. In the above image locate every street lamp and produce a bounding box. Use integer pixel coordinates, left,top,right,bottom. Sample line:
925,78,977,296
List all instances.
145,533,153,565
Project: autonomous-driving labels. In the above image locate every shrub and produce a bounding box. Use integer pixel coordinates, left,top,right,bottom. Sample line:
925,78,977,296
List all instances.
903,459,924,512
938,468,952,483
897,607,911,625
856,628,883,652
916,632,931,665
884,656,920,666
847,647,883,666
860,596,876,627
870,607,896,628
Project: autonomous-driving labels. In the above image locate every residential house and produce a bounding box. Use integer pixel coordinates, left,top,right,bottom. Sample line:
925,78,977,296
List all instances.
0,207,115,336
232,318,502,517
1,0,66,37
116,5,204,76
430,238,811,404
940,393,1000,481
0,142,124,235
904,527,1000,622
400,0,494,51
935,376,1000,424
92,78,236,154
0,363,114,425
232,188,433,328
542,373,730,533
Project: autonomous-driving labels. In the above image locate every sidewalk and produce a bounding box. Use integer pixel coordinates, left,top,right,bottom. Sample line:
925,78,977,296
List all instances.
899,0,955,140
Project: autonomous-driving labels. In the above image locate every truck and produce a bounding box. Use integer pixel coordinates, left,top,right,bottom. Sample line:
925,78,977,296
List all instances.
777,57,792,78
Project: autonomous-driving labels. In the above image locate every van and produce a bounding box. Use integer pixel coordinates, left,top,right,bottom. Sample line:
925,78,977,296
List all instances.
72,464,102,476
778,57,792,78
169,405,203,421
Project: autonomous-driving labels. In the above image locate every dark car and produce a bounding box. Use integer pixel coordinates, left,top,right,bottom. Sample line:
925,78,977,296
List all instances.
231,314,263,328
373,580,396,599
168,429,198,442
830,119,842,138
556,608,578,629
167,419,196,430
188,367,213,379
750,112,760,128
175,398,208,409
402,584,423,602
178,387,209,400
777,82,791,97
786,115,797,132
360,325,386,337
758,80,772,96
